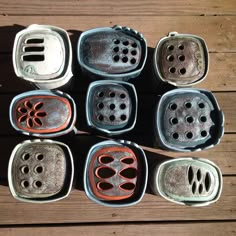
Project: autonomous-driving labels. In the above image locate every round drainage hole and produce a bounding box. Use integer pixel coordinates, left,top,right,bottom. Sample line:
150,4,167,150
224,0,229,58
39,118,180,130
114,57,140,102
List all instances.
21,166,29,174
36,153,44,161
122,56,128,63
109,92,115,98
113,39,120,44
185,102,192,109
120,103,126,109
113,55,120,62
98,103,104,109
21,180,29,188
132,42,137,48
98,92,104,97
29,111,35,117
186,116,194,123
178,44,184,50
109,115,115,121
168,45,174,50
170,117,178,125
120,114,127,121
22,153,30,161
199,102,205,109
186,132,193,139
34,181,42,188
172,132,179,139
200,116,207,123
201,130,208,137
35,166,43,174
130,58,136,64
180,68,186,74
98,115,104,121
169,67,176,73
122,48,128,54
178,55,185,61
110,104,115,110
169,103,177,110
131,50,137,55
113,46,119,53
123,40,129,46
120,93,126,99
167,55,174,62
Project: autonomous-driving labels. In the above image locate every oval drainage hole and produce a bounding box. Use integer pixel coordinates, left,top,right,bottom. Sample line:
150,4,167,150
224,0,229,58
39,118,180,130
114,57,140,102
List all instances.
97,167,116,179
188,166,194,184
120,182,135,191
121,157,134,165
99,156,114,164
205,172,211,192
120,168,137,179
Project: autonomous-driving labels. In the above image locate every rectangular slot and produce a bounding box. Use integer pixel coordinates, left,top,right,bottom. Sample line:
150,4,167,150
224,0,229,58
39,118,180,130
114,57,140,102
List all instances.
23,55,45,62
24,46,44,52
26,38,44,44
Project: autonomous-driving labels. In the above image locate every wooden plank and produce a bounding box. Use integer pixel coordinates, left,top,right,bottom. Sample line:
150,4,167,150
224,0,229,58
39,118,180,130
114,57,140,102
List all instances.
0,0,235,16
0,176,234,224
0,16,236,53
0,222,235,236
1,52,236,93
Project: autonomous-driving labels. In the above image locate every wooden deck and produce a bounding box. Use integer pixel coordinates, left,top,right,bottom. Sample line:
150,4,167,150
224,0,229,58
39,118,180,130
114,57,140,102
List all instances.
0,1,235,235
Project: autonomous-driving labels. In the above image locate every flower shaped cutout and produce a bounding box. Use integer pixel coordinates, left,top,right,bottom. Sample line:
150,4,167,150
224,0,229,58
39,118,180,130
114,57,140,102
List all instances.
17,101,47,128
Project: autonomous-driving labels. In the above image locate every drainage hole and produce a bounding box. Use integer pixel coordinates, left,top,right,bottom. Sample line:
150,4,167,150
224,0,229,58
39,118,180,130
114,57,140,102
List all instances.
113,39,120,44
192,181,196,194
170,117,178,125
130,58,136,64
122,56,128,63
36,153,44,161
185,102,192,108
131,50,137,56
120,114,127,121
205,172,211,192
186,132,193,139
110,104,115,110
36,112,47,117
121,157,134,165
169,67,176,73
120,182,135,191
23,55,45,62
98,182,113,191
169,103,177,110
199,183,203,194
97,167,116,179
35,166,43,174
132,42,137,48
120,168,137,179
22,153,30,161
29,111,35,117
200,116,207,123
198,102,205,109
109,92,115,97
98,103,104,109
34,181,42,188
188,166,194,184
168,45,174,50
98,115,104,121
21,166,29,174
180,68,186,74
120,103,126,109
113,55,120,62
21,180,29,188
178,55,185,61
122,48,128,54
99,156,114,164
26,38,44,44
27,118,33,128
19,107,27,113
172,132,179,140
197,169,202,181
186,116,194,123
167,55,174,62
201,130,208,137
113,46,119,53
120,93,126,99
98,91,104,97
109,115,115,121
178,44,184,50
34,118,42,126
123,40,129,46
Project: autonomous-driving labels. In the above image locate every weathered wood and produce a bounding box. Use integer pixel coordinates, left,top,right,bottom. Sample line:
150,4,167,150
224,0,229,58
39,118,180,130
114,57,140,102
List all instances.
0,176,234,224
0,0,235,16
0,222,235,236
0,16,235,53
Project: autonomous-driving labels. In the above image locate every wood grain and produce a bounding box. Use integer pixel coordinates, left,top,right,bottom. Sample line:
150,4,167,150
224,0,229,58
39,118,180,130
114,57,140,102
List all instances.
0,0,235,16
0,222,235,236
0,176,235,224
0,16,235,52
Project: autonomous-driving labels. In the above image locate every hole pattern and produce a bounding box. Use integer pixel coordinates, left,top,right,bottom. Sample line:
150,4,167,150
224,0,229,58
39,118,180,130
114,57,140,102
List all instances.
17,101,46,129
